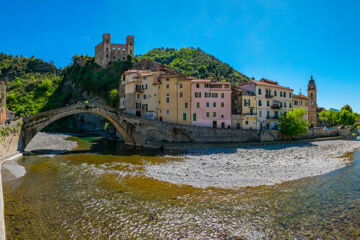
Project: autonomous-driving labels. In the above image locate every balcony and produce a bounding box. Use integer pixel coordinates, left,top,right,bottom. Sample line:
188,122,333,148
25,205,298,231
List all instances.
243,112,257,116
271,104,282,110
136,85,144,93
265,94,274,99
266,116,279,120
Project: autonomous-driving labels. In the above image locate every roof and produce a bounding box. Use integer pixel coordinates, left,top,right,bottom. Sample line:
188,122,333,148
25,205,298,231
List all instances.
293,94,309,100
122,69,151,75
250,79,293,91
191,79,211,83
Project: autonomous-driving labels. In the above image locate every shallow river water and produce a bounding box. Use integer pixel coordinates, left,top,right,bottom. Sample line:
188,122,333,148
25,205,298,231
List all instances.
2,136,360,239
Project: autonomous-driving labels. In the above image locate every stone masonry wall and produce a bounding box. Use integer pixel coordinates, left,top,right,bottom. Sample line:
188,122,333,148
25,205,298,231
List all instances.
0,120,22,159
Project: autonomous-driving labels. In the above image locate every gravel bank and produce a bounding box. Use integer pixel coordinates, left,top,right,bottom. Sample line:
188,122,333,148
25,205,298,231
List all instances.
24,132,77,153
145,140,360,189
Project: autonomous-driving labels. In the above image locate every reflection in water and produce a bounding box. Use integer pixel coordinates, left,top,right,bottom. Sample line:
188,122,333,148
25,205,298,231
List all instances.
2,136,360,239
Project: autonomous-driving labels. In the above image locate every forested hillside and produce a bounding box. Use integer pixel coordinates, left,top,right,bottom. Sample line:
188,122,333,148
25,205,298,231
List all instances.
0,53,61,116
138,47,250,85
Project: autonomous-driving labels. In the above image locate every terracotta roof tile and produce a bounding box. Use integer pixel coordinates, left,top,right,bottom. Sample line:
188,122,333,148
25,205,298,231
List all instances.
251,80,293,91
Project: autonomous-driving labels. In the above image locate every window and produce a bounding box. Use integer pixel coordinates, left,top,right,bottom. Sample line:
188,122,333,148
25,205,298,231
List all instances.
221,93,225,98
205,92,211,98
284,92,287,98
212,93,218,98
166,84,169,89
244,99,250,106
237,123,241,129
166,93,170,103
166,110,170,115
259,111,262,117
266,89,271,96
213,112,217,117
195,92,201,98
267,101,270,107
245,121,249,125
197,102,200,108
206,112,210,117
196,83,200,88
144,84,148,89
221,122,225,128
179,92,183,98
250,108,254,115
143,94,146,100
221,114,224,118
185,102,188,108
213,102,216,107
289,93,292,98
206,102,210,107
225,85,230,88
143,77,147,80
274,90,277,96
183,113,187,121
258,88,262,95
300,100,303,105
290,103,292,108
193,113,197,121
221,102,224,107
205,83,210,88
180,83,183,88
294,100,298,105
166,78,169,81
137,94,140,99
267,111,270,117
280,92,283,97
284,102,287,108
258,100,262,106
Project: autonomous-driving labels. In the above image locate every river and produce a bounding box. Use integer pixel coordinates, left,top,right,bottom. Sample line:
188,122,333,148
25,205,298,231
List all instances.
2,136,360,239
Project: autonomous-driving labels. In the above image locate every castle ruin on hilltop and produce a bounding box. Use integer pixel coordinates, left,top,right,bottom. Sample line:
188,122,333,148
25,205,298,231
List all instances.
95,33,134,67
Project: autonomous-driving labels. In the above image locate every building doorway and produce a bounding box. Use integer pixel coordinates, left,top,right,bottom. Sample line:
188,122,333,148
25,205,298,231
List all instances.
221,122,225,128
213,121,217,128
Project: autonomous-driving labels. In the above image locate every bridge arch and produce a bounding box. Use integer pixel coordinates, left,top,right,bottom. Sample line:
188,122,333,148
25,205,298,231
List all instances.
22,104,137,150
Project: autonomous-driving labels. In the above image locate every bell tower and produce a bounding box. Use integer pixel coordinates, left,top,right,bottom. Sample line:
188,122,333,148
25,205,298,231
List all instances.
307,76,318,127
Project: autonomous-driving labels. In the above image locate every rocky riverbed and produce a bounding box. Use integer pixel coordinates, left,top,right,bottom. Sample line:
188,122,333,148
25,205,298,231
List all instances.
146,140,360,189
24,132,77,153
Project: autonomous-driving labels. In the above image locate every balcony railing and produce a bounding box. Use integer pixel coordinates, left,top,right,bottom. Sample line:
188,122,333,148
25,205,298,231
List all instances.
265,94,274,98
271,105,282,109
266,116,279,120
136,85,144,93
243,112,257,116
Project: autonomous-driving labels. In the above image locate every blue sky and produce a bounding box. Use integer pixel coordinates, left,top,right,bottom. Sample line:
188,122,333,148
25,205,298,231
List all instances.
0,0,359,112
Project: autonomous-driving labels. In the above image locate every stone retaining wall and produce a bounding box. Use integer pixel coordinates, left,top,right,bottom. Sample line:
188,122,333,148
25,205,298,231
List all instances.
0,120,22,159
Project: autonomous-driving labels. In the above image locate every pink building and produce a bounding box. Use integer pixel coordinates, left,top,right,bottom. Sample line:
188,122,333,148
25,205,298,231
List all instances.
190,79,232,128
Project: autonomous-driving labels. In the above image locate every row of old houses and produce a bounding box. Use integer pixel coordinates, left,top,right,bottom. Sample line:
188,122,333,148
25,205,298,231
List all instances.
118,69,317,130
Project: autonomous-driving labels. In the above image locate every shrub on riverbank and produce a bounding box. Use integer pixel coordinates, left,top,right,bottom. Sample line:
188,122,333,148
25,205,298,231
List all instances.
279,108,309,138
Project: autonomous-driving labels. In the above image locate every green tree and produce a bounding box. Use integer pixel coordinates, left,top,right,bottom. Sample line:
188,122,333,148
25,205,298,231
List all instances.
341,104,353,112
319,109,337,126
109,89,119,107
335,109,358,127
279,108,309,138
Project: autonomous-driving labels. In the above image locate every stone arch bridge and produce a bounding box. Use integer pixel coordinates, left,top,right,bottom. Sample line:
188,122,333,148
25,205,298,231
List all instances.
21,103,263,150
22,103,198,149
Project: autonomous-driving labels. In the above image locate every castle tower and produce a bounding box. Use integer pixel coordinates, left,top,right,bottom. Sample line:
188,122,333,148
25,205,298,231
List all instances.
126,36,135,58
102,33,111,66
307,76,318,127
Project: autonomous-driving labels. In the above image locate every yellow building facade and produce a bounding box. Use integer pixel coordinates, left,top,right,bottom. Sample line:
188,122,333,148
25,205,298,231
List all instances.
156,75,191,125
292,94,309,122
